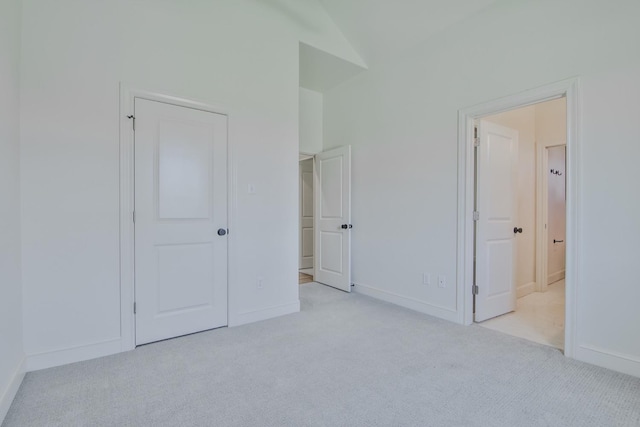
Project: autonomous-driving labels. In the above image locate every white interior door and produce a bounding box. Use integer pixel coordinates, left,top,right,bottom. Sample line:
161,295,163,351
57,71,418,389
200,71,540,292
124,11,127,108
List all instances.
314,146,351,292
299,158,314,270
134,98,228,345
475,120,519,322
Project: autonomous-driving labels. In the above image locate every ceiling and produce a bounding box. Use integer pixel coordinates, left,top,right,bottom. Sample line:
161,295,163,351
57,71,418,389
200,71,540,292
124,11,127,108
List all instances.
318,0,500,65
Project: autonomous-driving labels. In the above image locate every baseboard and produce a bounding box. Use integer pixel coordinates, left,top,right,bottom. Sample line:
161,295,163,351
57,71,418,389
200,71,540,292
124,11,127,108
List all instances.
0,356,25,424
230,300,300,327
547,269,565,285
353,282,459,323
517,281,536,298
26,338,122,372
576,344,640,378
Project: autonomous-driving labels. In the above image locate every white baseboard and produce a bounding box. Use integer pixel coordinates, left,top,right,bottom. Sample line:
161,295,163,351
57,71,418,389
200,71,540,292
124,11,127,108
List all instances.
230,300,300,327
0,356,25,424
26,338,122,372
576,344,640,378
353,282,459,323
547,269,565,285
517,281,536,298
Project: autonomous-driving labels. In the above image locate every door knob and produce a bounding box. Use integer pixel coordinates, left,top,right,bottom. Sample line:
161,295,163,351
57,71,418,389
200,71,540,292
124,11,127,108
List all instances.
513,227,523,234
217,228,227,236
341,224,353,229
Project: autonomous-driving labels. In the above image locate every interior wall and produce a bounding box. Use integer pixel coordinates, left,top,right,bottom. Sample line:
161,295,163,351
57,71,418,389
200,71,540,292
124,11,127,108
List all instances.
323,0,640,376
299,87,324,154
0,0,25,419
482,105,537,297
536,99,567,284
19,0,360,370
546,146,566,283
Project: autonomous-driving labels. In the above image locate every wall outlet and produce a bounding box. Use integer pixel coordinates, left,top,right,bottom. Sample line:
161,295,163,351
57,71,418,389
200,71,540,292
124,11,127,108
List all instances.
438,275,446,288
257,276,264,289
422,273,431,285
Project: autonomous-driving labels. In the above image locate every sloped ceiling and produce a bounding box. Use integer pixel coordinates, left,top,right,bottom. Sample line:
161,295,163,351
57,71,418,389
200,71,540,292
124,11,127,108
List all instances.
318,0,500,65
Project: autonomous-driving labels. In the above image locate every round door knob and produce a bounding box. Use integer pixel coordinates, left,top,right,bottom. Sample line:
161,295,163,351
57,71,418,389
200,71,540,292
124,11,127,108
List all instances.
217,228,227,236
513,227,523,234
341,224,348,229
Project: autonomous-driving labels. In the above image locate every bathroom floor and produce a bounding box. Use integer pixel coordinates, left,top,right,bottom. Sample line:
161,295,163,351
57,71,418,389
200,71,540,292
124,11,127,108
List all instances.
478,280,565,350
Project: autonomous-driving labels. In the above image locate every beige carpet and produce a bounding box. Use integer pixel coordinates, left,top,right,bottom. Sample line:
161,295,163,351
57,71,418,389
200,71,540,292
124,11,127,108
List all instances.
4,282,639,426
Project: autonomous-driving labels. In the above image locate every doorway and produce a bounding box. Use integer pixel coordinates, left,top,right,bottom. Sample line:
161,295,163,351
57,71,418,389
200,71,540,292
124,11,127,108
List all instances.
297,147,353,292
119,86,230,350
473,98,567,349
456,78,579,357
299,154,315,284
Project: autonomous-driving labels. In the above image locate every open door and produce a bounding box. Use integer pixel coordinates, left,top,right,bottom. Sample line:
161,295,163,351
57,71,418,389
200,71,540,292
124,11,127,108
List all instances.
475,121,519,322
314,146,352,292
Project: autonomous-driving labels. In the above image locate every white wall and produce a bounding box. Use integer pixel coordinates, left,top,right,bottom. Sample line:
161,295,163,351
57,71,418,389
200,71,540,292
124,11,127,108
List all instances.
483,106,537,297
324,0,640,376
546,146,566,282
299,87,324,154
19,0,359,370
0,0,25,420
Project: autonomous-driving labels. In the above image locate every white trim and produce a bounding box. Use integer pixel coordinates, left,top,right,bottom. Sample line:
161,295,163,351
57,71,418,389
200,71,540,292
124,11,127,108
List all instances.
353,282,458,323
26,338,122,372
516,281,536,298
576,345,640,378
119,83,233,351
547,269,565,285
456,78,580,360
0,356,25,424
229,301,300,327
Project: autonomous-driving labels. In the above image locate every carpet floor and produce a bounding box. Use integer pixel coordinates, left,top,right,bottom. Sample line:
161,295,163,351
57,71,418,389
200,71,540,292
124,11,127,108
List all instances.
4,283,640,426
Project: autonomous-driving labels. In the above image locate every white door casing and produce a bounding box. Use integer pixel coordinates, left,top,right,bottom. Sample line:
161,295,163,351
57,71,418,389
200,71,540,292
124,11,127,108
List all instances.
475,120,519,322
314,146,351,292
299,158,314,269
134,98,228,345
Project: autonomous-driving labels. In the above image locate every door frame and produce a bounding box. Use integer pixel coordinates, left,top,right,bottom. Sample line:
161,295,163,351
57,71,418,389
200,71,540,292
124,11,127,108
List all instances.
456,78,580,358
536,143,567,293
298,153,315,271
119,83,232,351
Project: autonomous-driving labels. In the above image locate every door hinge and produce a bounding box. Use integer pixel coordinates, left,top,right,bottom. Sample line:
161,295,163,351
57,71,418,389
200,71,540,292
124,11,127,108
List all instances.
133,302,137,314
474,137,479,147
473,211,480,221
127,115,135,131
472,285,479,295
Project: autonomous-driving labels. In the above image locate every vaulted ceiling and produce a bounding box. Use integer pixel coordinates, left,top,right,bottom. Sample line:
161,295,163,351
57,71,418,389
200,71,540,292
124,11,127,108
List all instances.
318,0,500,65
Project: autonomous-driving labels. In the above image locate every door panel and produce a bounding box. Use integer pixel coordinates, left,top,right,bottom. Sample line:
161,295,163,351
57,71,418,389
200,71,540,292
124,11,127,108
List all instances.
135,98,228,345
475,121,519,322
315,146,351,292
300,158,314,269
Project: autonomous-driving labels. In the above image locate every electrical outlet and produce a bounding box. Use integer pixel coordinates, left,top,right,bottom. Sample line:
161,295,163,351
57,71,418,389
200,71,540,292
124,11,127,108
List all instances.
422,273,431,285
257,276,264,289
438,275,446,288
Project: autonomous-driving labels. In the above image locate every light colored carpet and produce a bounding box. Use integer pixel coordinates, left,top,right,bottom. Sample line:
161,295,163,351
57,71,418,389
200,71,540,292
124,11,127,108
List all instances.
4,283,640,427
479,280,566,349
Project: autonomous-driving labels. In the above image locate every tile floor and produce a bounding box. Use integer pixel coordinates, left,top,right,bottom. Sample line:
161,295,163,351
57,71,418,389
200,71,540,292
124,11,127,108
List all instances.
478,280,565,350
